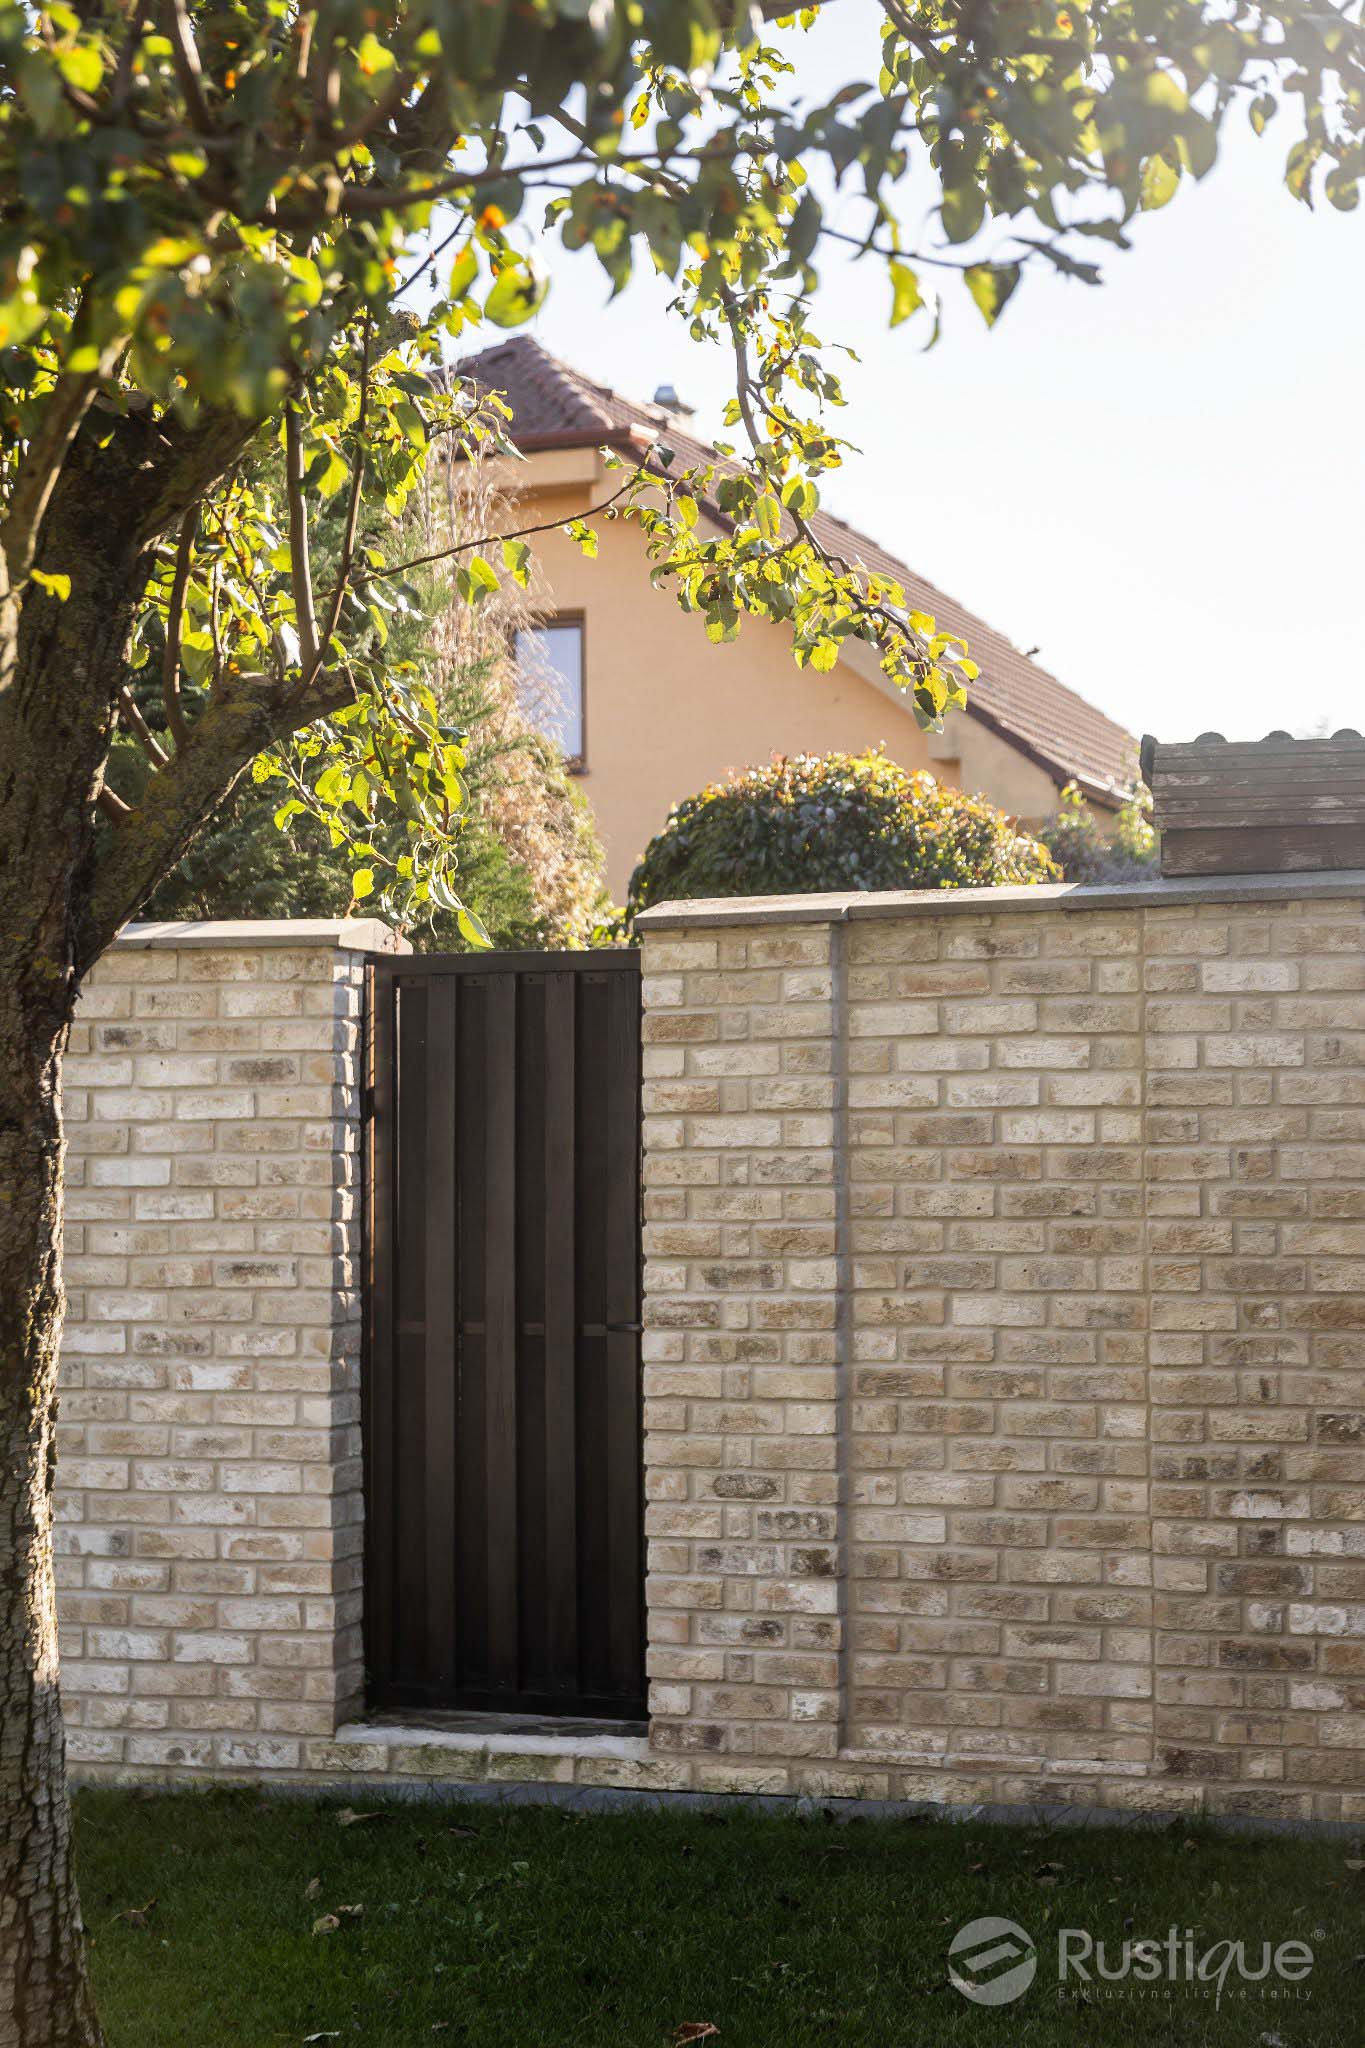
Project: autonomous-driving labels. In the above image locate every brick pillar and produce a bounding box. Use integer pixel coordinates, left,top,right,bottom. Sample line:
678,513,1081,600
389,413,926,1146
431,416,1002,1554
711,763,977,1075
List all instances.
56,918,403,1779
639,916,845,1794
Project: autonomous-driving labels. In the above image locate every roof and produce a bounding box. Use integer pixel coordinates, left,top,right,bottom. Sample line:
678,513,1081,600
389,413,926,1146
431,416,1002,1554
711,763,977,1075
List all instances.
459,335,1135,807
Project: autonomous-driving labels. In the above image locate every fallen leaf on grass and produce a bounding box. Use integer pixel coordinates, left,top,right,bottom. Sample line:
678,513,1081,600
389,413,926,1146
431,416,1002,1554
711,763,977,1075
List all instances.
673,2027,720,2045
336,1807,385,1828
1033,1863,1064,1887
112,1899,156,1929
446,1826,478,1839
304,1877,323,1900
302,2035,342,2043
1345,1858,1365,1872
312,1903,363,1935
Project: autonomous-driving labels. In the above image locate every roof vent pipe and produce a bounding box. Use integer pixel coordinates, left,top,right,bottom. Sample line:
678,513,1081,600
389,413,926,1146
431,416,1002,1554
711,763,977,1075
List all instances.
652,383,695,418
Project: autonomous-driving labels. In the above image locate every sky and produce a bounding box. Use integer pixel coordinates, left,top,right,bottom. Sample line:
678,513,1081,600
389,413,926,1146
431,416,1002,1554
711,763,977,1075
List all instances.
451,1,1364,750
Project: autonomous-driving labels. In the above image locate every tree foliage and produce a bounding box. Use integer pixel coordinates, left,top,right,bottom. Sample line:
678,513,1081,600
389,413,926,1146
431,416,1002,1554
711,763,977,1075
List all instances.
1038,776,1159,884
124,651,612,943
124,463,613,947
627,750,1059,915
3,0,1361,959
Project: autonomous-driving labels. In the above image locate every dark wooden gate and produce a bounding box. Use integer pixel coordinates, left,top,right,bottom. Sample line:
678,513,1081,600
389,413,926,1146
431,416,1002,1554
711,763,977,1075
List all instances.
364,951,645,1720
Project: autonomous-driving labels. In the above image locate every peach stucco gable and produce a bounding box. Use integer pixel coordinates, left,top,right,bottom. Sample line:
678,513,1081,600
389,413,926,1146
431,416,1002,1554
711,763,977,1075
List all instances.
502,456,1072,900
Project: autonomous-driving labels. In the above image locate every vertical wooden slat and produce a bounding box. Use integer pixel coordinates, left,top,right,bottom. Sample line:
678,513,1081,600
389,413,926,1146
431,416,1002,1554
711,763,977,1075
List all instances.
423,975,458,1691
484,972,519,1694
364,966,397,1695
394,979,429,1686
515,979,548,1696
574,975,610,1699
454,979,488,1694
603,966,644,1695
543,970,579,1697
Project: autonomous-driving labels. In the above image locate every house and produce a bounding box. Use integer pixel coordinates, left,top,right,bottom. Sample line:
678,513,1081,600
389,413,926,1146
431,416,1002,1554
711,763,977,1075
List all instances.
459,335,1136,900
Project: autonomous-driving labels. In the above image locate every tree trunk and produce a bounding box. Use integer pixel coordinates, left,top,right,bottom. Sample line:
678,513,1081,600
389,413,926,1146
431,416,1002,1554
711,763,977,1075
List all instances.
0,978,103,2048
0,392,269,2047
0,421,151,2048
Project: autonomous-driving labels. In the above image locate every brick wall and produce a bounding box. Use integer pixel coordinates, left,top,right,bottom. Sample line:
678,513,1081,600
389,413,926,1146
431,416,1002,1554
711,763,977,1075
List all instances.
56,920,398,1777
55,884,1365,1822
637,879,1365,1825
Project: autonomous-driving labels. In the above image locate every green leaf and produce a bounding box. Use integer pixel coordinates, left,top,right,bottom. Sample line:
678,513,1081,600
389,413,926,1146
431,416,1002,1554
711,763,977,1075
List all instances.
889,261,922,328
782,477,818,520
502,538,531,585
485,257,549,329
1248,93,1276,137
754,494,783,541
351,867,375,900
1286,140,1316,205
964,263,1021,327
1140,153,1180,211
1325,165,1360,213
457,905,492,949
941,184,985,246
449,244,479,301
456,554,499,605
55,42,102,92
30,568,70,601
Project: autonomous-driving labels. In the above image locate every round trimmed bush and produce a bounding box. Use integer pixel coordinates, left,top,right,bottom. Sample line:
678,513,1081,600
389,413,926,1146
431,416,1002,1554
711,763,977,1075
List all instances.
627,750,1058,918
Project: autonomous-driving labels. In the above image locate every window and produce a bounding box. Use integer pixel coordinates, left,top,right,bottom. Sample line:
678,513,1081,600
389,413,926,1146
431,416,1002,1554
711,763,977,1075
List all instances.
514,616,585,767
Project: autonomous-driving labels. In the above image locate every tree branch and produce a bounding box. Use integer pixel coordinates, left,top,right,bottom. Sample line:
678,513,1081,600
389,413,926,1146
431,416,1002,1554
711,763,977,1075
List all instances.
332,69,418,150
283,404,321,676
117,686,170,768
161,506,197,748
76,666,353,970
162,0,215,134
0,333,120,587
360,471,638,582
133,399,271,545
329,139,740,218
300,323,371,695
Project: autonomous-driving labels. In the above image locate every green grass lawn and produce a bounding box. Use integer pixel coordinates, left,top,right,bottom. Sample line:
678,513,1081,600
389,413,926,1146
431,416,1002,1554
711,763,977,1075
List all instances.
75,1787,1365,2047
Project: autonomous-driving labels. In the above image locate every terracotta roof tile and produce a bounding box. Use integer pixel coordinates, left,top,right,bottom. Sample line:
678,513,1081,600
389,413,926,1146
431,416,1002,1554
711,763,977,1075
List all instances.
459,335,1136,805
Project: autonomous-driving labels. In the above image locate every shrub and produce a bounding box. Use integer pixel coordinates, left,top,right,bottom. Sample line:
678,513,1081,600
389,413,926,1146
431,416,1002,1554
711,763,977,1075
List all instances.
1037,779,1158,885
626,750,1058,918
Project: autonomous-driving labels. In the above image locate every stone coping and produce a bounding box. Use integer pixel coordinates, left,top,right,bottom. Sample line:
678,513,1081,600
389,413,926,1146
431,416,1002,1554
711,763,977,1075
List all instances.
633,868,1365,930
337,1721,651,1764
112,916,409,953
